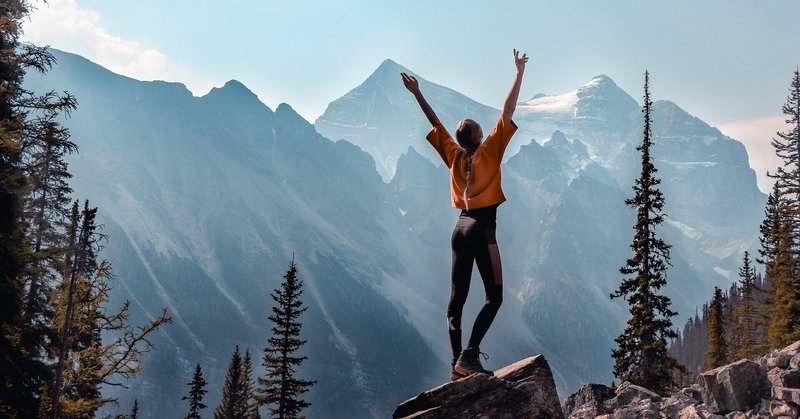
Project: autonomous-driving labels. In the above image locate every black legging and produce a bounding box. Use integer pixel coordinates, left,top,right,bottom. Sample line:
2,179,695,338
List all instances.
447,205,503,362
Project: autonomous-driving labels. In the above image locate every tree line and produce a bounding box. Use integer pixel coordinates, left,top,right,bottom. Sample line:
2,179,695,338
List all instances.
611,67,800,393
0,2,315,417
1,2,173,417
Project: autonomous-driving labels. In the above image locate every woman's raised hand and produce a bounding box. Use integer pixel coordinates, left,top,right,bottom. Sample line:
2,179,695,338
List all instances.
401,72,420,94
514,49,528,73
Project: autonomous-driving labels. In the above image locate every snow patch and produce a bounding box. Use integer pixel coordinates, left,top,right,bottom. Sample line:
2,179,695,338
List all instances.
714,267,731,279
517,90,579,115
665,218,702,240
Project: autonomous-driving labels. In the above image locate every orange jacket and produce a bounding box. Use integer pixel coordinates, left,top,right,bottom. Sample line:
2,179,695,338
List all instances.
426,116,518,210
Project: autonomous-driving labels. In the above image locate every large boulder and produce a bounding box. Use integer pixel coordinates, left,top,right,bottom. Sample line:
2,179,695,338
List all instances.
698,359,771,414
602,381,662,412
562,383,615,418
392,355,563,419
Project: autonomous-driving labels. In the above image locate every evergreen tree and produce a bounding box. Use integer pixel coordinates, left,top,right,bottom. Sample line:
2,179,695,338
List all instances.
183,363,208,419
242,349,261,419
763,68,800,348
610,71,679,394
705,287,727,370
20,120,76,363
256,258,316,418
50,201,171,418
0,1,75,415
215,345,247,419
734,251,758,359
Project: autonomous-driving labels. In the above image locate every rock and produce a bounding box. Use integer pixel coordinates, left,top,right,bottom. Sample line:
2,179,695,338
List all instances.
769,367,800,389
698,359,771,414
602,381,662,412
780,340,800,357
791,354,800,370
681,385,703,403
562,383,614,418
392,355,563,419
767,353,794,369
608,399,660,418
773,386,800,405
662,392,700,418
770,399,800,417
676,404,725,418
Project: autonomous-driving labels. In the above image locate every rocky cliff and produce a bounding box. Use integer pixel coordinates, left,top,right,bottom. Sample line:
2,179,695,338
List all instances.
393,340,800,419
564,340,800,418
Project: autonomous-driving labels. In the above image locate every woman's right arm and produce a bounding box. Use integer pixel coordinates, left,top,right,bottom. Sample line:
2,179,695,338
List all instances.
401,72,441,127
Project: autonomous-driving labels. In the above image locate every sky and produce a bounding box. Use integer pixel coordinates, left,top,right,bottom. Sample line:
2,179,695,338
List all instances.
22,0,800,192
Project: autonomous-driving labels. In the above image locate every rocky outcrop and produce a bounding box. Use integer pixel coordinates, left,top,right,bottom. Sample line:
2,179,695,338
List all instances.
392,355,563,419
698,359,771,413
563,383,615,417
564,339,800,418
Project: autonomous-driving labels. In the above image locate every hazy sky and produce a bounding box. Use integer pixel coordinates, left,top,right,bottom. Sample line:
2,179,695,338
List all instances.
23,0,800,192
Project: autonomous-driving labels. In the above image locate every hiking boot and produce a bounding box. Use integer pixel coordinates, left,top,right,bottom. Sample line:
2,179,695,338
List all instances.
454,347,493,376
449,364,467,381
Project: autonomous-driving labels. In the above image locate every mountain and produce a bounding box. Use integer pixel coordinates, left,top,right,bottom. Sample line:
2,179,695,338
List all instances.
27,50,766,418
315,59,499,181
28,50,446,418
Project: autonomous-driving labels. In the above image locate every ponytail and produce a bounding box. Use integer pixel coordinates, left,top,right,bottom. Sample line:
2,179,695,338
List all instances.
463,150,474,210
455,118,481,210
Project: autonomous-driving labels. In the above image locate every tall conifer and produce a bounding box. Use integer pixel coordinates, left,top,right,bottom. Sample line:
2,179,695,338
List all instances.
763,69,800,348
215,345,247,419
0,1,76,414
256,258,315,418
705,287,727,370
610,71,679,394
183,363,208,419
734,251,758,359
242,350,261,419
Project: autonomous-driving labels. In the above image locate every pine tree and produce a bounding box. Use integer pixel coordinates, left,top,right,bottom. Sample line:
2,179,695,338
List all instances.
50,201,171,418
256,258,316,418
610,71,679,394
757,183,782,353
242,349,261,419
734,251,758,359
183,363,208,419
705,287,727,370
20,120,76,363
0,1,75,415
762,68,800,348
215,345,248,419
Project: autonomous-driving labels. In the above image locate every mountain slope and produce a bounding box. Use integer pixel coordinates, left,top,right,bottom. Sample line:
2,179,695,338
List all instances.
28,50,443,418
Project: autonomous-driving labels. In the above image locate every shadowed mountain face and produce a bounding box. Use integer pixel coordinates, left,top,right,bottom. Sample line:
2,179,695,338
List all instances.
29,50,764,418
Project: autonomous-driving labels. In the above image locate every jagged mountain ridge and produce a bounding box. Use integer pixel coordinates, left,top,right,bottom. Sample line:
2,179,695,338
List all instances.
27,49,766,418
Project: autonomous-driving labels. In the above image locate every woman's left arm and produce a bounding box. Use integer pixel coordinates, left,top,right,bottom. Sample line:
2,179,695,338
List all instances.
502,49,529,121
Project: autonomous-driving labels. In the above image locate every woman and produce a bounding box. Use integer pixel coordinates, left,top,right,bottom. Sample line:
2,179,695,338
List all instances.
401,49,528,380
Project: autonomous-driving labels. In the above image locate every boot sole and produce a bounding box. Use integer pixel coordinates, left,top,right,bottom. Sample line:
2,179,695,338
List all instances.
449,371,466,381
454,364,493,376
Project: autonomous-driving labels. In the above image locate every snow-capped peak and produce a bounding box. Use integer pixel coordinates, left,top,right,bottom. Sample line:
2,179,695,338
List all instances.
517,90,579,115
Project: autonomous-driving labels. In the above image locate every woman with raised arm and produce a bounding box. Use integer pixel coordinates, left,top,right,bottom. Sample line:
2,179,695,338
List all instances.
401,49,528,381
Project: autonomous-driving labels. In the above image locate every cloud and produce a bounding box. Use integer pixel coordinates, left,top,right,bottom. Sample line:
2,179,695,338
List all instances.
23,0,169,82
715,115,785,194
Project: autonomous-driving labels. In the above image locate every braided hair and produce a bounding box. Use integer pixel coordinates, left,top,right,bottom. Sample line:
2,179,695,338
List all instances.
455,119,481,210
